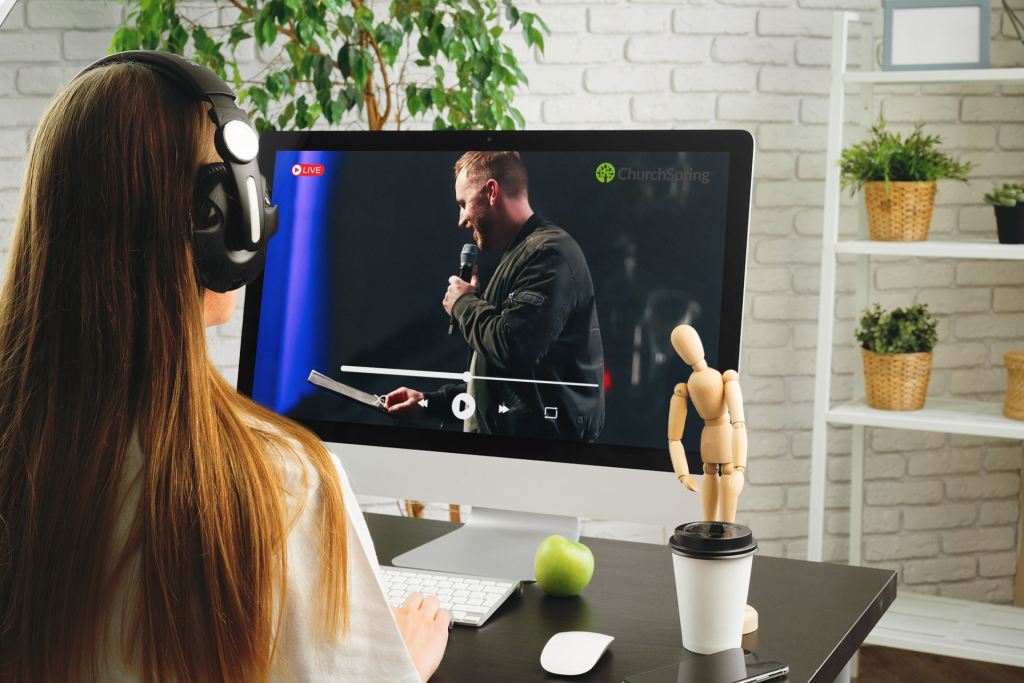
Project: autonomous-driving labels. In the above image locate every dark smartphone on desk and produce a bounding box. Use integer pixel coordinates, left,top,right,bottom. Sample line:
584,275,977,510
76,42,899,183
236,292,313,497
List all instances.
623,649,788,683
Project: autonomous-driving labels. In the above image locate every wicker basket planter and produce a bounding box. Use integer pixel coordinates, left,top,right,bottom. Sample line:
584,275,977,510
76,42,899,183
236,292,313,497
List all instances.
862,348,933,411
1005,351,1024,421
864,181,937,242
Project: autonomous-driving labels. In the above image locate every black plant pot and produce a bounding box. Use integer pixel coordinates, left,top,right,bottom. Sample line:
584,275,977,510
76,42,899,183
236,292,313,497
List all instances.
994,204,1024,244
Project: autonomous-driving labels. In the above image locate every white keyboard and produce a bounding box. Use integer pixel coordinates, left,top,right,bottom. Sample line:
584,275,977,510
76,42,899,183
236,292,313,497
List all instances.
381,568,522,627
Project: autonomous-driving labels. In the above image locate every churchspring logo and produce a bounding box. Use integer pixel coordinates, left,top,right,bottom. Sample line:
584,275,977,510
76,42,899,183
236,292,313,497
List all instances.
595,162,713,184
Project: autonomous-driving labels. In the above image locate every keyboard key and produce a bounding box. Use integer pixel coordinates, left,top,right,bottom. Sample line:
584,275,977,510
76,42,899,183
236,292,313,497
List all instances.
467,598,483,606
452,603,487,614
422,580,438,587
480,581,495,586
469,591,486,599
440,602,453,610
463,615,480,623
496,582,512,587
483,586,505,594
437,581,453,588
453,590,469,598
401,572,416,577
453,611,467,619
450,583,467,591
464,579,479,584
416,573,432,578
437,588,454,596
384,570,400,576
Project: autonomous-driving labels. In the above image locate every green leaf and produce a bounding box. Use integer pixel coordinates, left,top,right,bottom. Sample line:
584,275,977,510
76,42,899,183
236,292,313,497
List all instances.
297,18,314,45
339,15,355,37
228,24,248,49
433,115,446,130
278,101,295,128
354,4,374,31
260,13,277,46
248,87,270,115
350,47,371,92
338,43,351,78
505,4,519,27
527,26,543,51
508,107,524,128
431,87,445,109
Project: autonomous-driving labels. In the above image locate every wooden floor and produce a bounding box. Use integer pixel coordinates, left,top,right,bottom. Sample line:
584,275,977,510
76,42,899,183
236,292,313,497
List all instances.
856,646,1024,683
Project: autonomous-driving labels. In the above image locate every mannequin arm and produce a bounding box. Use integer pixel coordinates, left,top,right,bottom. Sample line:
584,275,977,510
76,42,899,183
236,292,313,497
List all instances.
669,383,699,492
723,370,746,496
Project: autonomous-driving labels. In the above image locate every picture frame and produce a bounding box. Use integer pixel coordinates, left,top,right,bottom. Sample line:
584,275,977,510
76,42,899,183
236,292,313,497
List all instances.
883,0,991,71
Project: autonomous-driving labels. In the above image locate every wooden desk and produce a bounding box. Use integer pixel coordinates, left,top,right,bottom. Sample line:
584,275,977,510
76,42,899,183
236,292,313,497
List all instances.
367,513,896,683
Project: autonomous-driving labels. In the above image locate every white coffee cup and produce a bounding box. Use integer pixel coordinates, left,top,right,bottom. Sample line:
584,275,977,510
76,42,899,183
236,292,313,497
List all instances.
669,521,758,655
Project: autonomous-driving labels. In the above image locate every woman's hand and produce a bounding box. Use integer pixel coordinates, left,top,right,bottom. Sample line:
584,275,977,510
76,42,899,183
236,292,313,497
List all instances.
391,592,450,682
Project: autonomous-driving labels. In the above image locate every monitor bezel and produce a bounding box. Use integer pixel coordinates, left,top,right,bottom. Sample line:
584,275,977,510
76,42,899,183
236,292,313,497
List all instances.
238,129,752,475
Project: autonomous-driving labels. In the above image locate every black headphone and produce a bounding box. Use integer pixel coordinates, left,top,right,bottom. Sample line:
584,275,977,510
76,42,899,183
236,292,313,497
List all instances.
76,51,279,293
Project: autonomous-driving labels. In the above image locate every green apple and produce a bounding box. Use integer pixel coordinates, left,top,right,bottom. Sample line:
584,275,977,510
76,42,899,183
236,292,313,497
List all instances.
534,535,595,597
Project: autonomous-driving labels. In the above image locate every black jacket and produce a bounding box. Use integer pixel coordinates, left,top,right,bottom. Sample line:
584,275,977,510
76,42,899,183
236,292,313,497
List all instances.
424,214,605,441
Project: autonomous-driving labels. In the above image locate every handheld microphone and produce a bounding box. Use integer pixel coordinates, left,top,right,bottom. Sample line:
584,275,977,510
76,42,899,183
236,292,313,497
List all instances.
448,243,479,335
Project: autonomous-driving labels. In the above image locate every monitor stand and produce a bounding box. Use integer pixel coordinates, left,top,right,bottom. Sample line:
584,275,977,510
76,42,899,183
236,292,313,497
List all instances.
390,507,580,582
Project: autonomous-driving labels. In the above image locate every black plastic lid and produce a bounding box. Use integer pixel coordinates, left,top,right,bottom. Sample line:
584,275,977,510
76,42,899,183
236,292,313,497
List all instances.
669,522,758,560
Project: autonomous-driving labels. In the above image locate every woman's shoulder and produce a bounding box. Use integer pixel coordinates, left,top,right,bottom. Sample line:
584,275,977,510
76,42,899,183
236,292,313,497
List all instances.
240,415,348,516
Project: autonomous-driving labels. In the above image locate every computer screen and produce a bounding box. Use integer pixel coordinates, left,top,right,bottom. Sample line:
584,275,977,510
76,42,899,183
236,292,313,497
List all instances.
238,130,752,481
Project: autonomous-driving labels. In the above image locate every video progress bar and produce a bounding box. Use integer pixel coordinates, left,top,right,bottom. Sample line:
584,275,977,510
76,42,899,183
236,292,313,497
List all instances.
340,365,600,388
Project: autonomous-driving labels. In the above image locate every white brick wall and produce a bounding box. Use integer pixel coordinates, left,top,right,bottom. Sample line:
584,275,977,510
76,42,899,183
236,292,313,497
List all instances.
1,0,1022,604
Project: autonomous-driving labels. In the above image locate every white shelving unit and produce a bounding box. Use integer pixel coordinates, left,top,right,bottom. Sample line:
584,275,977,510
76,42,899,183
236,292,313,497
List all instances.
808,11,1024,670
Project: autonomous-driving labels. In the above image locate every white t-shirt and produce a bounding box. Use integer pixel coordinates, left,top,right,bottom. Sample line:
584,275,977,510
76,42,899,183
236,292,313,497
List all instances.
99,434,421,683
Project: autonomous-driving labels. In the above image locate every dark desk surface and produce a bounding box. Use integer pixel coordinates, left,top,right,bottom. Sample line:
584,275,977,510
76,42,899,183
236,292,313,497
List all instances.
367,513,896,683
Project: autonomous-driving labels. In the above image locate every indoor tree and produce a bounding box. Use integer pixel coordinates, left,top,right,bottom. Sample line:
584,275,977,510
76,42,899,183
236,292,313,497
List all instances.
112,0,549,132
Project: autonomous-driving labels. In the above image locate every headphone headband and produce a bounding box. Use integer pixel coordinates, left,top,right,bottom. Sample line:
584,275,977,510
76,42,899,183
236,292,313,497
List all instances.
75,51,278,292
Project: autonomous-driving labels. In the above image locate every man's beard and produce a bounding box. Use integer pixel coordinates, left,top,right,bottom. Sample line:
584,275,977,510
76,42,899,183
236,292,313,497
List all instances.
472,213,498,250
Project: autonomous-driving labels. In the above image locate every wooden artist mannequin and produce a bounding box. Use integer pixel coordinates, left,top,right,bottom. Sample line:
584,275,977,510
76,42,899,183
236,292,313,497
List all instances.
668,324,757,633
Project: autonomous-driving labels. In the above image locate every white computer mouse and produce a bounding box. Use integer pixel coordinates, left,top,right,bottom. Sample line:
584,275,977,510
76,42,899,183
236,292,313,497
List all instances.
540,631,615,676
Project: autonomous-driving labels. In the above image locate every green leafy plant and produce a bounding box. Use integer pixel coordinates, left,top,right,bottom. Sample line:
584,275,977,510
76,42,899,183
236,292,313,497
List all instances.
112,0,549,133
839,118,974,195
855,303,938,355
984,182,1024,207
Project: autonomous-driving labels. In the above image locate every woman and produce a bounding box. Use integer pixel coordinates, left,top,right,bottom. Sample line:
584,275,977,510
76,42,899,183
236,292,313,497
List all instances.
0,59,448,682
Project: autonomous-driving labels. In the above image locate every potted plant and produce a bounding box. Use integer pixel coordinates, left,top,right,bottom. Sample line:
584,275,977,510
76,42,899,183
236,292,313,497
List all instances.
855,304,938,411
984,183,1024,244
839,119,974,242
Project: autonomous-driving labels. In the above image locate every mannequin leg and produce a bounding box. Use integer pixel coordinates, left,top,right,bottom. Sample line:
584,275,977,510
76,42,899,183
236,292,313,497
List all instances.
701,462,719,521
719,473,738,524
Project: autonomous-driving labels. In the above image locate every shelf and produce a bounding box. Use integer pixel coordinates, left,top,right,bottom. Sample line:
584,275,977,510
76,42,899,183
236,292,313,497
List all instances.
835,239,1024,260
826,397,1024,440
864,593,1024,668
844,68,1024,85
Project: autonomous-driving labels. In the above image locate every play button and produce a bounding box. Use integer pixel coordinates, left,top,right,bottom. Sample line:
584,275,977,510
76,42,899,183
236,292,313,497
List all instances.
451,393,476,420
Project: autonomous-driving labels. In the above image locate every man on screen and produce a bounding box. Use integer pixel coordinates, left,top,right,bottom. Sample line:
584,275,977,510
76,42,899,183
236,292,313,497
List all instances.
385,151,605,441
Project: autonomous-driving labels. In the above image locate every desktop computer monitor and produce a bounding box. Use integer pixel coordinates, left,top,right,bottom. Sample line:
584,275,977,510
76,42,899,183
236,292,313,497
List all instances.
238,130,753,580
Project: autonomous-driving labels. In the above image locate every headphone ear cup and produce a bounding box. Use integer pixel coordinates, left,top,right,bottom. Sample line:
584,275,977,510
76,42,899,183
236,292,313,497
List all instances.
193,162,230,233
192,162,234,290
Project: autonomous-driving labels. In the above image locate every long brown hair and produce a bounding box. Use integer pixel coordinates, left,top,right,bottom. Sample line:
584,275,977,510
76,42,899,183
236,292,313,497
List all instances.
0,62,348,682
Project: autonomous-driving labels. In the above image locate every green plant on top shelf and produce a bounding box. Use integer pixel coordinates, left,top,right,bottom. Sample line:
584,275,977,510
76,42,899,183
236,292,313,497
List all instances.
855,303,938,355
984,182,1024,207
839,118,974,195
